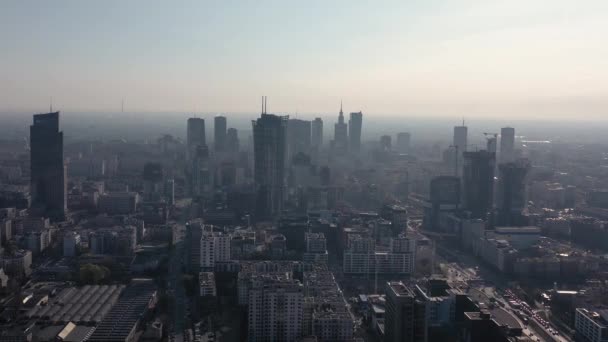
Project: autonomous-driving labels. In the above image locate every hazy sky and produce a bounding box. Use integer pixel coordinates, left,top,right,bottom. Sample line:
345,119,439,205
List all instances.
2,0,608,119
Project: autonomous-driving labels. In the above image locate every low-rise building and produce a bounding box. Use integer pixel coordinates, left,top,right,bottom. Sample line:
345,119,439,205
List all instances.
575,308,608,342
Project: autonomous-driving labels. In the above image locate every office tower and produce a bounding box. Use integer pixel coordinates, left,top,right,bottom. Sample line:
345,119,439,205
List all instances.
462,150,496,219
385,281,426,342
496,159,530,226
200,229,231,270
311,117,323,148
333,103,348,154
380,135,392,151
453,124,468,153
424,176,460,231
500,127,515,163
252,113,288,219
397,132,411,153
191,145,212,197
349,111,363,152
30,112,67,221
142,162,163,201
186,117,206,151
287,119,312,160
214,115,227,152
226,128,239,153
247,274,304,342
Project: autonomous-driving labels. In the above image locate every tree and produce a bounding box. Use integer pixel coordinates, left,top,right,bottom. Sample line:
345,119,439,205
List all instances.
79,263,111,284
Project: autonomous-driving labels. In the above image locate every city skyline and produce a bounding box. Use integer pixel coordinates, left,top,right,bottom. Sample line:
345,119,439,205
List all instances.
2,0,608,118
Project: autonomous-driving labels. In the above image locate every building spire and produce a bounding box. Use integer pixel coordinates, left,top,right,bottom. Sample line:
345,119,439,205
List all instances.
339,100,343,115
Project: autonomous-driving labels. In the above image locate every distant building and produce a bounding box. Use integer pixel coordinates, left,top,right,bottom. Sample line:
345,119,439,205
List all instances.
0,250,32,276
423,176,460,231
496,159,530,226
462,150,496,220
380,135,392,151
200,228,231,270
226,127,239,153
311,118,323,148
303,232,328,264
396,132,411,154
500,127,515,163
333,103,348,154
349,111,363,153
288,119,312,161
98,192,139,215
30,112,67,221
214,115,227,152
453,125,468,153
199,272,217,297
187,117,206,152
142,162,164,201
63,231,80,257
252,113,288,220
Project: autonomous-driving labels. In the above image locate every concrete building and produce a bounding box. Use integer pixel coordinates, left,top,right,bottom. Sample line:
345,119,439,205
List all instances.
343,235,415,275
423,176,460,231
348,111,363,153
252,113,288,219
493,226,540,249
0,249,32,276
30,112,67,221
575,308,608,342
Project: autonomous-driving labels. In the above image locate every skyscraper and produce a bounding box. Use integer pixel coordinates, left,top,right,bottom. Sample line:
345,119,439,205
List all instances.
186,117,206,151
500,127,515,163
252,113,288,219
496,159,530,226
287,119,312,160
226,127,239,153
30,112,66,221
214,115,227,152
453,124,468,153
349,111,363,152
311,117,323,148
462,150,496,220
333,103,348,154
396,132,411,154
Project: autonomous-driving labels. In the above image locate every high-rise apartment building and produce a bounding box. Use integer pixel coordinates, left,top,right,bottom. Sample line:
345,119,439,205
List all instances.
462,150,496,220
30,112,66,221
500,127,515,163
247,274,304,342
453,125,468,153
349,111,363,152
214,115,227,152
311,117,323,148
252,113,288,219
200,229,231,270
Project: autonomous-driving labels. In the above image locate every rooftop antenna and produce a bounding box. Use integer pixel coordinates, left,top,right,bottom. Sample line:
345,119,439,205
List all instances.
264,96,268,114
261,96,264,114
50,97,53,112
462,117,465,126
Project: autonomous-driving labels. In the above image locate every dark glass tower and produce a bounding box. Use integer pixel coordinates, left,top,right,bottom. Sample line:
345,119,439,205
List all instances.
348,111,363,152
214,115,227,152
187,118,206,151
252,113,288,220
30,111,66,221
462,150,495,220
